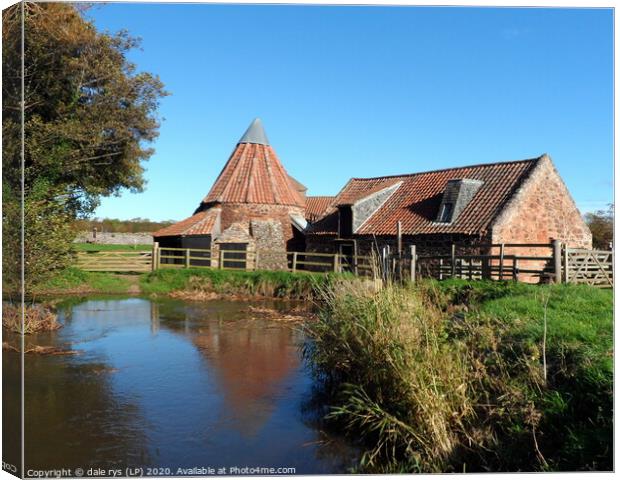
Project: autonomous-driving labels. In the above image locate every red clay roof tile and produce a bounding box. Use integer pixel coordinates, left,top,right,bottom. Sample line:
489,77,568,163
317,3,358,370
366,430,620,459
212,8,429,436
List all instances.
153,209,219,237
202,142,304,207
308,158,541,236
305,196,335,222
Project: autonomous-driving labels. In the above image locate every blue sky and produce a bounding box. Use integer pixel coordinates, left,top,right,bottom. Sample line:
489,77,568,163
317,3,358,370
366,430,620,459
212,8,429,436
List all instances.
88,4,613,221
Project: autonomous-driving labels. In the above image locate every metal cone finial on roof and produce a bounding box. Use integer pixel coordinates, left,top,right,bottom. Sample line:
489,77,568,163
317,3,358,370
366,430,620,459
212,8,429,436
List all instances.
238,118,270,145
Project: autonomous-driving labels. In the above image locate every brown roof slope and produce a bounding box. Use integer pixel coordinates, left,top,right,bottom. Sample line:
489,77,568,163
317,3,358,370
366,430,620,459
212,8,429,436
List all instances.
305,196,335,222
202,120,304,207
153,209,219,237
336,178,403,205
309,157,541,236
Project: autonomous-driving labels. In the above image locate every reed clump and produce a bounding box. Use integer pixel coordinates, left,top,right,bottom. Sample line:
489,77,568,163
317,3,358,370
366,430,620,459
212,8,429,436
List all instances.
140,267,346,300
303,279,612,472
2,302,61,334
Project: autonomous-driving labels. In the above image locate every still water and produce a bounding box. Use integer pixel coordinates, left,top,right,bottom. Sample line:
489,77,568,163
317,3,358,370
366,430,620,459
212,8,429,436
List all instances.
3,297,357,475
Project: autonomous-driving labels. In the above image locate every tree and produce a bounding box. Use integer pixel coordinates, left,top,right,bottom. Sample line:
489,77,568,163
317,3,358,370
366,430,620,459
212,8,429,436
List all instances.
2,3,167,292
584,204,613,250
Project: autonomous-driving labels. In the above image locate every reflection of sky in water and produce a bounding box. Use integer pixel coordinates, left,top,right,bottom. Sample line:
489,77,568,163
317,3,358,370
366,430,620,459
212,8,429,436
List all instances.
19,297,358,472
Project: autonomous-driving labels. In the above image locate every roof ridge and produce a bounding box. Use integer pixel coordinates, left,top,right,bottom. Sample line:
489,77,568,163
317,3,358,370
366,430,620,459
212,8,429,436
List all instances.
348,156,543,182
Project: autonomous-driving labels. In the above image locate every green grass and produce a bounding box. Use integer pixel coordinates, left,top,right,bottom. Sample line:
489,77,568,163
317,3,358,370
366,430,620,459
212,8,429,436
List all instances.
140,267,348,298
303,279,613,473
73,242,152,251
32,267,133,295
433,279,613,377
31,265,350,298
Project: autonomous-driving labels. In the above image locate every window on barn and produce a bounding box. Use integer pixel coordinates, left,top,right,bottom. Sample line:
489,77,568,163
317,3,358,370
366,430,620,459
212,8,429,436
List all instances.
438,202,454,223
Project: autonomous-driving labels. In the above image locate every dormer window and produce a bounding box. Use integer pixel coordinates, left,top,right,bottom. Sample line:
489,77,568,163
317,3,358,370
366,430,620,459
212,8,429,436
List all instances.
438,203,454,223
436,179,484,223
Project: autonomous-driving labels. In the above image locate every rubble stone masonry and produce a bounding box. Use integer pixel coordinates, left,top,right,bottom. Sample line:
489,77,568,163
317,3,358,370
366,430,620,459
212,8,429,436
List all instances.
219,203,304,244
491,155,591,251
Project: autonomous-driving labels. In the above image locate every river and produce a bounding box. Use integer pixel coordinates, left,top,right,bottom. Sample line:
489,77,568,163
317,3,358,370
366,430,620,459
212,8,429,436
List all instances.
3,297,358,476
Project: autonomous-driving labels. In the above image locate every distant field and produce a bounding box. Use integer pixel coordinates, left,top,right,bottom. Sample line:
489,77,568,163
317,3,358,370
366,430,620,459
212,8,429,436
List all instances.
74,243,152,252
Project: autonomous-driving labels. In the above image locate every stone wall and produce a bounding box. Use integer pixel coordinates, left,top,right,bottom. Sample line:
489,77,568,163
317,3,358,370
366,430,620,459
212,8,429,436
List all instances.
352,183,401,233
307,233,486,257
212,222,256,269
490,155,591,280
251,220,288,270
491,155,591,248
219,203,304,245
74,231,154,245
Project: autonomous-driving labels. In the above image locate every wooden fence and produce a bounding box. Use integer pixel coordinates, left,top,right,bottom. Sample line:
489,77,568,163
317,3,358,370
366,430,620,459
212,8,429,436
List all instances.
564,248,613,287
75,241,613,288
76,250,153,272
416,243,556,283
154,245,376,274
415,242,613,288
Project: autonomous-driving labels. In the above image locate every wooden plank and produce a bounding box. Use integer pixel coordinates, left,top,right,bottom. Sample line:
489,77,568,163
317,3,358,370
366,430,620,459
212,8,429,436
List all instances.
296,260,333,267
77,261,151,265
77,251,152,255
77,258,152,263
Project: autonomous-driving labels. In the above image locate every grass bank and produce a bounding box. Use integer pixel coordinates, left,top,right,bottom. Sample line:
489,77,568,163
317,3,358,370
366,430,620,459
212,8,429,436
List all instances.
31,267,134,295
26,266,350,299
140,267,348,299
303,279,612,472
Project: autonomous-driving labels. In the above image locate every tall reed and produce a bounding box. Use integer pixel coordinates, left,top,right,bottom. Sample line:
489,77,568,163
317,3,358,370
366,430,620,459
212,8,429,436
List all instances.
302,279,610,472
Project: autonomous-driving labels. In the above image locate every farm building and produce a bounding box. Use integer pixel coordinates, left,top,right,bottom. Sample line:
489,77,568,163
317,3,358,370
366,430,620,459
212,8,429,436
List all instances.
305,154,592,273
154,118,591,274
153,118,316,269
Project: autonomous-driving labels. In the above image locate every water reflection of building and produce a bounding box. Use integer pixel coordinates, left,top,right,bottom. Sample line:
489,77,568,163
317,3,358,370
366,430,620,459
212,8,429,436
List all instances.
192,319,300,436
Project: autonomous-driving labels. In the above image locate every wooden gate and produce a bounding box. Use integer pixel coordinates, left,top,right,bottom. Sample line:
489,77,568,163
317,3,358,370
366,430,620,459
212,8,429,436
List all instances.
565,248,613,287
77,250,153,272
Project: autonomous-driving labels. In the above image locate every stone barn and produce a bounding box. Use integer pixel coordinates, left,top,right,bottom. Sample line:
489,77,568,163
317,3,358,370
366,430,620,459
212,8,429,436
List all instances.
153,118,309,269
305,154,592,275
154,118,590,278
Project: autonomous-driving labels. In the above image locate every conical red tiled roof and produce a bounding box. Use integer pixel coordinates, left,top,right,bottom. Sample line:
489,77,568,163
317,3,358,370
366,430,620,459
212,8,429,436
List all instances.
202,119,304,208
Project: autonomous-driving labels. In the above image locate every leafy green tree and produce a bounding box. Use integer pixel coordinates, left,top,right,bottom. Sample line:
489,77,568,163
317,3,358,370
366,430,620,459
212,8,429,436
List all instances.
584,204,613,250
2,3,167,292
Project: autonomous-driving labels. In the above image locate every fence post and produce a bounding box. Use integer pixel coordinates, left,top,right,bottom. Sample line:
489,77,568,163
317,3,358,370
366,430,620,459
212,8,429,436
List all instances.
481,246,491,280
563,244,569,283
255,250,260,270
185,248,190,269
513,258,519,282
333,253,339,273
292,252,298,273
552,239,562,284
219,249,224,269
409,245,416,283
450,244,456,278
499,243,505,280
151,242,159,271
